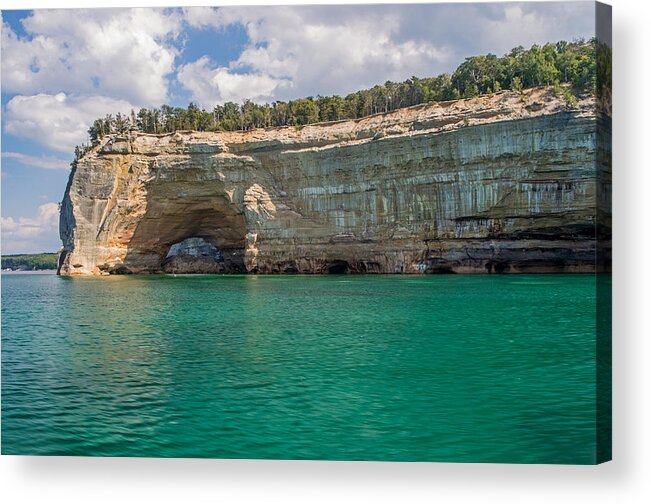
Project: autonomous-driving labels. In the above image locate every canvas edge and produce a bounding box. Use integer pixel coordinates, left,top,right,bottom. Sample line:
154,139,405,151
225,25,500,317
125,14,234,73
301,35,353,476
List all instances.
595,0,612,465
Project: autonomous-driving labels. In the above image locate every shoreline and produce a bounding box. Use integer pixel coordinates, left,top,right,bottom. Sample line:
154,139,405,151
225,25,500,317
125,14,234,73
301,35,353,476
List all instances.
2,269,58,274
53,271,610,278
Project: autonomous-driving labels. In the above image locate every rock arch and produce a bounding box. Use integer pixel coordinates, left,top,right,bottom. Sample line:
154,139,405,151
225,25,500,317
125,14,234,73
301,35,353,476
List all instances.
118,194,248,274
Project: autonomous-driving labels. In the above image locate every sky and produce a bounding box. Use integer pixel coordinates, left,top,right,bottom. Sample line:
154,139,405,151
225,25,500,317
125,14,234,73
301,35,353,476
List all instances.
0,1,595,254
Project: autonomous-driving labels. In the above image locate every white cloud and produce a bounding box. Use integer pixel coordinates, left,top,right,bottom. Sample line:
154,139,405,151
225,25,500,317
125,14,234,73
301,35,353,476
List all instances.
178,3,593,107
179,5,451,107
1,202,59,244
4,93,135,153
0,3,596,152
1,8,182,105
177,56,291,108
0,216,17,232
2,151,70,170
181,6,222,29
1,8,183,153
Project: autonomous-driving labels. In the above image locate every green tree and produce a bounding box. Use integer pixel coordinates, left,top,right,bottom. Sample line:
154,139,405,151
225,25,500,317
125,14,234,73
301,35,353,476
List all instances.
511,76,523,92
77,38,599,156
289,98,319,125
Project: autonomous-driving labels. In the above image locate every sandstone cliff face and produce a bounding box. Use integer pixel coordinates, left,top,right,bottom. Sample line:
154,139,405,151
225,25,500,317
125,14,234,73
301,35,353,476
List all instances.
58,88,610,275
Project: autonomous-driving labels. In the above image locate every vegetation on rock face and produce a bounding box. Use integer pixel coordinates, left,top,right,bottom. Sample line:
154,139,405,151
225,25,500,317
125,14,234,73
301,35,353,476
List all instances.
74,39,610,160
595,39,612,105
2,253,58,270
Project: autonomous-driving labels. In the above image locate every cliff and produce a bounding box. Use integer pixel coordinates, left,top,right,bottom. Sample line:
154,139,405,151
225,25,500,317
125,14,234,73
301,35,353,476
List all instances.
58,87,611,275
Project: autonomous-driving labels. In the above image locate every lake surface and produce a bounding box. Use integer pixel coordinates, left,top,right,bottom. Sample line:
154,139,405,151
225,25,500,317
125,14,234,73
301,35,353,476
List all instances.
1,273,603,463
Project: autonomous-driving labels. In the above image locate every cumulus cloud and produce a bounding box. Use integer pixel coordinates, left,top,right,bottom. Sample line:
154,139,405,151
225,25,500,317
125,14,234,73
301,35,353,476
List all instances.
1,8,182,105
2,151,70,170
178,56,291,107
1,8,182,153
179,5,451,106
1,3,594,144
399,2,595,60
1,202,60,253
4,93,135,153
178,3,593,107
180,6,222,29
1,3,595,148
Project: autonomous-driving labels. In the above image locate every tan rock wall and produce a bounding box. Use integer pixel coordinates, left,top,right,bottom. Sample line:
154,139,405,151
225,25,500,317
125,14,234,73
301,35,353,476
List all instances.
58,88,609,275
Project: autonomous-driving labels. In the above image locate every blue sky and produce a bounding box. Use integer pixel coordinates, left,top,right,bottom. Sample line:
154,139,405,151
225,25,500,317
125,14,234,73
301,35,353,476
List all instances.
1,2,594,254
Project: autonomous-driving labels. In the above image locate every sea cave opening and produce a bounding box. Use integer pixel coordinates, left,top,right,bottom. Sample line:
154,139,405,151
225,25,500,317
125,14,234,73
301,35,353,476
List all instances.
326,260,350,274
121,193,248,274
162,237,229,273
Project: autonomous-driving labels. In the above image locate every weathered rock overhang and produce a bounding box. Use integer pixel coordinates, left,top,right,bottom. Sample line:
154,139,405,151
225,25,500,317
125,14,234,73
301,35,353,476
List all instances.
58,87,611,275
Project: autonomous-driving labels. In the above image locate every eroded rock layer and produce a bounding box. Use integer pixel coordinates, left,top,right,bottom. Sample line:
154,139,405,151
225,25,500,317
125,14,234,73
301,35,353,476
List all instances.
58,88,610,275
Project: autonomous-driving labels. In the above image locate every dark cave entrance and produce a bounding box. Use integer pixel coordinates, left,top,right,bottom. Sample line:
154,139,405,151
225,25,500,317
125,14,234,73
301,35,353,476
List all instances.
161,237,237,274
326,260,350,274
485,260,510,274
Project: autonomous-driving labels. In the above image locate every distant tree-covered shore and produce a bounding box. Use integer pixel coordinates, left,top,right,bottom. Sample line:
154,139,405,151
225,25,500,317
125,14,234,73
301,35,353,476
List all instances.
74,38,611,160
2,253,58,271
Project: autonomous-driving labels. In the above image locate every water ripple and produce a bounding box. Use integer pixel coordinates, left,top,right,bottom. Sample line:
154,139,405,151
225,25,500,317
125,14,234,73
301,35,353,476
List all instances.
1,273,605,463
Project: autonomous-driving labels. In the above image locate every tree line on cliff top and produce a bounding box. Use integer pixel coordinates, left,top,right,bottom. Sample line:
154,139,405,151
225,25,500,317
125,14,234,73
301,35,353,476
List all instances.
76,39,610,160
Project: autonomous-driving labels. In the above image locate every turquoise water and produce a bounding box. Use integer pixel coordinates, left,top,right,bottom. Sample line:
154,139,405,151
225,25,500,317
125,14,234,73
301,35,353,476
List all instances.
2,273,602,463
